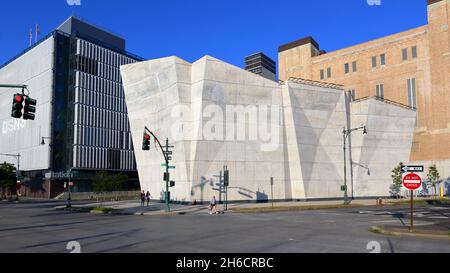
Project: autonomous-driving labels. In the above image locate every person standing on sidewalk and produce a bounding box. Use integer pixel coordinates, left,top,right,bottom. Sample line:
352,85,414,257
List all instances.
140,191,145,206
146,191,151,206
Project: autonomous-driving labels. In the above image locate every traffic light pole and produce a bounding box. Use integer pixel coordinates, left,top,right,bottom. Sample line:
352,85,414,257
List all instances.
0,84,28,90
164,139,171,213
144,127,173,213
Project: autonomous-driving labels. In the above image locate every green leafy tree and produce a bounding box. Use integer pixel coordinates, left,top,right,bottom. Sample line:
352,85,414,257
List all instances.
0,162,17,200
92,171,128,205
427,165,440,200
92,171,109,207
390,162,404,198
110,173,128,201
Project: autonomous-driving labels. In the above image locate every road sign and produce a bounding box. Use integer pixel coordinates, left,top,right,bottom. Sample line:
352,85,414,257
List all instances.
401,165,424,173
161,163,176,169
402,172,422,190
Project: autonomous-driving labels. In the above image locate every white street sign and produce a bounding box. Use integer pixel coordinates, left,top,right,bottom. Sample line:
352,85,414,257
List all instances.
401,165,424,173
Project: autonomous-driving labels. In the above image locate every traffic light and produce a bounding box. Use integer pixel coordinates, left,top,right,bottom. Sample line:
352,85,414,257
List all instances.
11,94,24,119
23,97,37,120
142,131,150,150
224,170,229,187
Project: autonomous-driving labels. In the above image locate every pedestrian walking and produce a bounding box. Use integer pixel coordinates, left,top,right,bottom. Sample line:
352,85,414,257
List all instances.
209,196,218,214
146,191,151,206
140,191,145,206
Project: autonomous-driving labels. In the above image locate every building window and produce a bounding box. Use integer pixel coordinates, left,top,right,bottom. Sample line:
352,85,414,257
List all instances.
349,89,356,101
380,54,386,66
320,69,325,80
344,63,350,74
352,61,357,72
407,78,417,109
412,46,418,59
402,48,408,61
327,67,332,78
376,84,384,99
372,56,377,68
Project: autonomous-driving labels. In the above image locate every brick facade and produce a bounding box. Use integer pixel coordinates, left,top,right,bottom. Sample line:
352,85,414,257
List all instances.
279,0,450,163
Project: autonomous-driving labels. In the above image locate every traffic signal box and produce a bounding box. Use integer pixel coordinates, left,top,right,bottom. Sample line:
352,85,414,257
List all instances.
143,131,151,150
23,97,37,120
11,94,37,120
11,94,24,118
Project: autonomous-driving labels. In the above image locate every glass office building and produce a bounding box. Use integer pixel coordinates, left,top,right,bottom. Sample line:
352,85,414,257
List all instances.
0,17,142,197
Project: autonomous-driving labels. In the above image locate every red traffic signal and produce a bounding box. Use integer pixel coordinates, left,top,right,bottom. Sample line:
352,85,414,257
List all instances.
11,94,24,119
15,95,24,103
142,131,151,151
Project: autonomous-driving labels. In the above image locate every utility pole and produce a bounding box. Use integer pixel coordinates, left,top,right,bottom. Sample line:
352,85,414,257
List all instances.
223,166,229,211
270,177,274,209
218,171,223,205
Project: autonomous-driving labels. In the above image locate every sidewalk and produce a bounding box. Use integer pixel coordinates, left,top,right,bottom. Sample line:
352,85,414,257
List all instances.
54,198,393,216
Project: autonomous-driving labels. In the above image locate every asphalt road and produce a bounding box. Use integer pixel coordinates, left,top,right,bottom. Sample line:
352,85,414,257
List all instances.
0,200,449,253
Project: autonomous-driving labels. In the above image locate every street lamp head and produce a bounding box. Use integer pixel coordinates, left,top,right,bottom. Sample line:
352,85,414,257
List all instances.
362,126,368,135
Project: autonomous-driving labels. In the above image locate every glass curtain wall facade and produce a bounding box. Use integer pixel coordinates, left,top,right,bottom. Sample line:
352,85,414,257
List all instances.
73,38,137,172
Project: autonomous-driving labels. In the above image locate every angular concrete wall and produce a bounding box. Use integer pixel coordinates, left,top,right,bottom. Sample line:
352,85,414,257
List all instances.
120,57,192,202
121,55,417,202
350,99,417,197
282,82,348,199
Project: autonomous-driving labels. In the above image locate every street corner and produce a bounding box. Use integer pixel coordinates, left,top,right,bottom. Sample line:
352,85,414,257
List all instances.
369,224,450,240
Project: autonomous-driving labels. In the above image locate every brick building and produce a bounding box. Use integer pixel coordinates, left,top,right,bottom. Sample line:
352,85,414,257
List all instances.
278,0,450,177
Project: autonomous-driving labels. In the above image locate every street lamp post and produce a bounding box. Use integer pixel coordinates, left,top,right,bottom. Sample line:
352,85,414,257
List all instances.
66,170,72,208
342,126,367,205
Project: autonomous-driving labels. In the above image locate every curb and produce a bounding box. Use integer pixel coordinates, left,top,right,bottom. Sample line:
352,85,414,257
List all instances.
230,203,367,214
369,226,450,240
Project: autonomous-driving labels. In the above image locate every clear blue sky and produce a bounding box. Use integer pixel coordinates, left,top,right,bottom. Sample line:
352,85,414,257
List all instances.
0,0,427,69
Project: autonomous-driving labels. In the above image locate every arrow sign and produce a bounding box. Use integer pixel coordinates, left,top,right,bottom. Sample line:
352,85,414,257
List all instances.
401,165,424,173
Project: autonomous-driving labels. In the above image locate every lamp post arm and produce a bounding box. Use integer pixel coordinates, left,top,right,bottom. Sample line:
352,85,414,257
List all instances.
144,127,168,162
345,126,366,136
352,161,369,170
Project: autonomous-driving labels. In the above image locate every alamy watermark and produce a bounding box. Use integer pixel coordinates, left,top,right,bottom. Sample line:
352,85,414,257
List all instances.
366,241,381,253
67,0,81,6
66,241,81,253
170,104,282,152
367,0,381,6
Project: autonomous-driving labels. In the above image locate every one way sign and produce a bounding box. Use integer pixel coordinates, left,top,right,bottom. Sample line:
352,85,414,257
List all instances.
401,165,424,173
